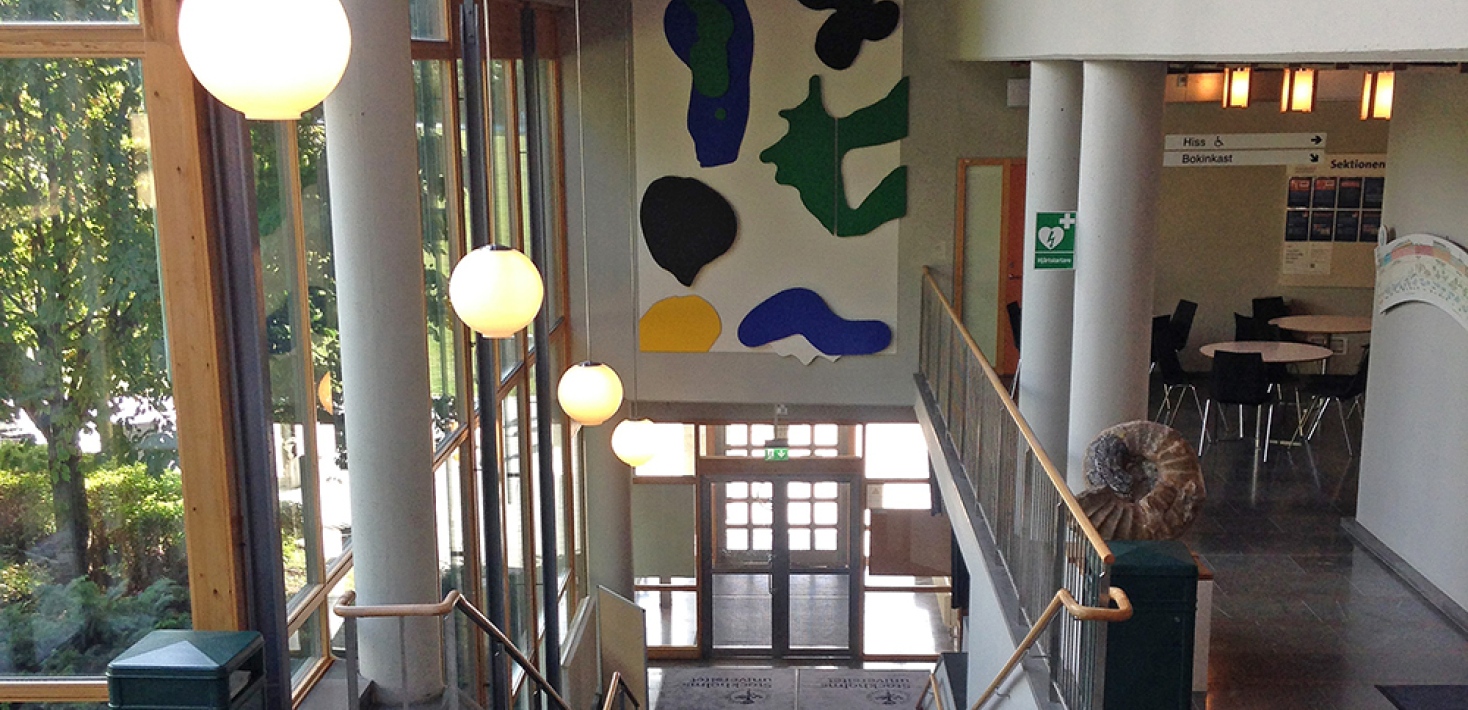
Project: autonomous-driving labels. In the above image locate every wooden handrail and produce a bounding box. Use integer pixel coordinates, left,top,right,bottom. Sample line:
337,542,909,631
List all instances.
333,590,573,710
969,587,1132,710
334,590,459,618
918,670,948,710
921,267,1114,566
600,671,641,710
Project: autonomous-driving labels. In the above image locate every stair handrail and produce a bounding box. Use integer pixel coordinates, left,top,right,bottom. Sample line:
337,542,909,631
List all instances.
335,590,573,710
599,671,640,710
922,267,1113,565
970,587,1133,710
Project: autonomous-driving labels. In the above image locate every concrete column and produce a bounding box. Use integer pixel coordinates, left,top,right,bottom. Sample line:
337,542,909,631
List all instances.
1018,61,1083,474
1065,61,1166,486
324,0,442,702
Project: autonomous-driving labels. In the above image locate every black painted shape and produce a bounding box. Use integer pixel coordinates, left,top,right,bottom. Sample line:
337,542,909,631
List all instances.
798,0,901,71
640,176,738,287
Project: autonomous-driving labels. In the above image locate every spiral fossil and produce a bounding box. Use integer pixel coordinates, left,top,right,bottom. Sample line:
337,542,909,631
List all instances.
1076,421,1206,540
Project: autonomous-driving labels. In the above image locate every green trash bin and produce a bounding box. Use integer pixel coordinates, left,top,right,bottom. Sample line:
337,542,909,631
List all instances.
1102,540,1198,710
107,630,266,710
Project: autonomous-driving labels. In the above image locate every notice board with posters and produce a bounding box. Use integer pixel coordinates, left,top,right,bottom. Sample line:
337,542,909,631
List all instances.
1280,154,1386,288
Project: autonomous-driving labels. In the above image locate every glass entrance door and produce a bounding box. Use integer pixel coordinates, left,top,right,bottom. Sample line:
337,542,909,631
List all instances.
700,465,861,659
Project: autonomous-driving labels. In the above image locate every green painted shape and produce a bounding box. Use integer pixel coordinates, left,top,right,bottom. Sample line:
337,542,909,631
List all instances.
686,0,733,99
759,75,910,237
715,107,727,120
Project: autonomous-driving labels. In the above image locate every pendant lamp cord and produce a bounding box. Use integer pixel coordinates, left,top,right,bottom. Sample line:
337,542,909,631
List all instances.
623,0,640,419
574,0,593,359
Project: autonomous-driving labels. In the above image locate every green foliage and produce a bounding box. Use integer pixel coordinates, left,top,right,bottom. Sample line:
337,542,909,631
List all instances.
0,50,173,577
0,463,52,559
87,464,186,591
0,562,48,604
0,577,189,676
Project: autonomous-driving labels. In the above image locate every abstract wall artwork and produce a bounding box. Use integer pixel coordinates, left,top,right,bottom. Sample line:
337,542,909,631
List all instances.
796,0,901,71
639,176,739,287
760,75,908,237
738,287,893,357
640,295,723,352
664,0,754,167
633,0,905,362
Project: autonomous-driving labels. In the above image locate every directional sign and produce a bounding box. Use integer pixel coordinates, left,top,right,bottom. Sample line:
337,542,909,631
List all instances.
1164,133,1326,151
1164,150,1322,168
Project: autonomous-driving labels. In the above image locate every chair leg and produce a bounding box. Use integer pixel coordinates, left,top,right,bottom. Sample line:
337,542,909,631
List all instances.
1336,399,1354,456
1253,404,1266,464
1262,403,1276,463
1187,386,1205,424
1306,396,1332,441
1199,400,1212,455
1010,359,1021,399
1155,385,1175,423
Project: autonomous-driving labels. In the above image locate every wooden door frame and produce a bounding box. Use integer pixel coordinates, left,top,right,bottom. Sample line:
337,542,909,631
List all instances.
953,157,1027,373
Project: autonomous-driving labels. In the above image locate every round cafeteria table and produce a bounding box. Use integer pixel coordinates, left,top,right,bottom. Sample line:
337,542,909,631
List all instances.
1199,340,1334,363
1268,314,1372,337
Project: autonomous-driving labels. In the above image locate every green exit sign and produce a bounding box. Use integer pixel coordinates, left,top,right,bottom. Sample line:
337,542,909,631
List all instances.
765,448,789,461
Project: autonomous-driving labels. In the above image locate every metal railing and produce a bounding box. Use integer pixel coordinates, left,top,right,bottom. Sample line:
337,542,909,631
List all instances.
918,268,1123,710
335,590,575,710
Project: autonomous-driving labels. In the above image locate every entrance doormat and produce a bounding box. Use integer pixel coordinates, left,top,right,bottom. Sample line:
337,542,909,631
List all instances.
797,669,930,709
1379,685,1468,710
655,668,795,710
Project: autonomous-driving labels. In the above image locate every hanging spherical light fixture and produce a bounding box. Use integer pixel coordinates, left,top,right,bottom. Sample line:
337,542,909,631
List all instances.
612,418,658,467
558,362,623,426
448,245,544,338
178,0,353,121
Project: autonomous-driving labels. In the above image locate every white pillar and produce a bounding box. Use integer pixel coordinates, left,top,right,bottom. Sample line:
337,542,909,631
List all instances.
1066,61,1166,486
1018,61,1083,473
324,1,443,702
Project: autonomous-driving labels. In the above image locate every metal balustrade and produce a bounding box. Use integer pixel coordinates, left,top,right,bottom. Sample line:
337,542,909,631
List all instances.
917,269,1126,710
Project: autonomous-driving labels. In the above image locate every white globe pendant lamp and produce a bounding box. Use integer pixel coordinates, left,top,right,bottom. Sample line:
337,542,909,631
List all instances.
449,245,544,338
611,418,658,467
558,362,623,426
178,0,353,121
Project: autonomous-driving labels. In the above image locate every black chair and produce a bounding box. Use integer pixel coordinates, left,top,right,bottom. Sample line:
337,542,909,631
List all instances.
1200,351,1276,462
1252,296,1290,324
1169,299,1198,351
1151,315,1178,365
1006,301,1022,398
1154,346,1206,427
1299,346,1370,455
1234,312,1281,342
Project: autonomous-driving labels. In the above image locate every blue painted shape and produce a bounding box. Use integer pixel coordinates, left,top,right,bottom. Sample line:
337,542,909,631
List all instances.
664,0,753,167
738,288,892,356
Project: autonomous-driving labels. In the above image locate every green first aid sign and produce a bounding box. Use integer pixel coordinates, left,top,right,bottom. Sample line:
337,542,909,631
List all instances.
1034,212,1076,270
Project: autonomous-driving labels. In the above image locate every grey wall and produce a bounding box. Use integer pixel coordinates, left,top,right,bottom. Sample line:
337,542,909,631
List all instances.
1356,70,1468,611
1157,99,1386,371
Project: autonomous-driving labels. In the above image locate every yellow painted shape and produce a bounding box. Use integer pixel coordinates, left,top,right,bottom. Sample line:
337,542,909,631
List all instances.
640,295,722,352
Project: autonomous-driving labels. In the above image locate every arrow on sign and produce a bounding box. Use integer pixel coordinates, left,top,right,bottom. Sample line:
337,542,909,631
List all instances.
1311,135,1323,145
1310,153,1320,163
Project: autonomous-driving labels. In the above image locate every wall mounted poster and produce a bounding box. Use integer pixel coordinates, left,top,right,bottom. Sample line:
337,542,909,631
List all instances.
1280,154,1386,288
1376,233,1468,333
632,0,904,358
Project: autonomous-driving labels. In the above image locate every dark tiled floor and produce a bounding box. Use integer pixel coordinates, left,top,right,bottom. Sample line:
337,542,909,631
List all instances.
1161,382,1468,710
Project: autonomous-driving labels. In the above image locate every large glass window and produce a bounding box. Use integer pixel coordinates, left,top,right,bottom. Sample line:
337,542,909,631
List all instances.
0,56,189,676
0,0,137,23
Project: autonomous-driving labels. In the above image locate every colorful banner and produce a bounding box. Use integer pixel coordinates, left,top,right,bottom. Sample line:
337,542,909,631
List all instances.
1376,233,1468,332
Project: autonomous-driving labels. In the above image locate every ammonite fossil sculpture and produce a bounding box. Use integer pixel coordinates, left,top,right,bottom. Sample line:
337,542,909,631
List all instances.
1076,420,1206,540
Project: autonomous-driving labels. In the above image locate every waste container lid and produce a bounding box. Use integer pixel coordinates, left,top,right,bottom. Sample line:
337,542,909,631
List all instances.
1109,540,1199,578
108,630,263,679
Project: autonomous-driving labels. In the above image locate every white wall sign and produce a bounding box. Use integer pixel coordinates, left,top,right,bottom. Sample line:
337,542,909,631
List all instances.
1165,150,1321,167
1165,133,1326,151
